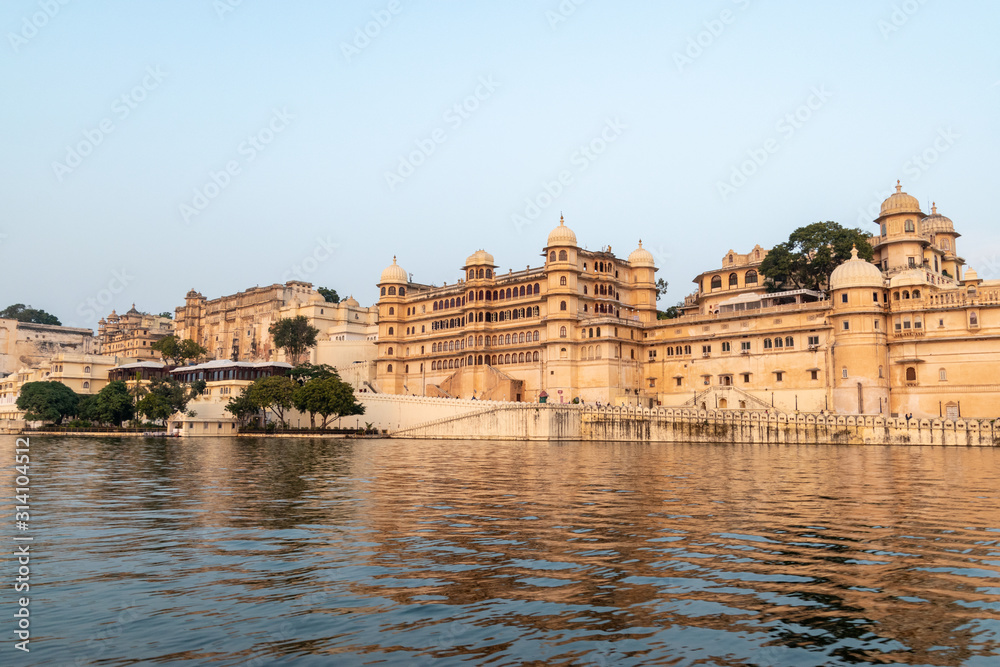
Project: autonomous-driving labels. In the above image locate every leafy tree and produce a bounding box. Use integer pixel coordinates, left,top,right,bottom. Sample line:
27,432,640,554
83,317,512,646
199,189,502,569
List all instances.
759,222,874,291
150,335,208,365
655,278,669,301
1,303,61,325
136,378,206,423
76,394,99,422
157,311,173,319
292,372,364,429
17,381,78,424
93,380,136,426
657,302,684,320
225,386,260,428
317,287,340,303
269,316,319,365
246,375,297,425
289,363,336,383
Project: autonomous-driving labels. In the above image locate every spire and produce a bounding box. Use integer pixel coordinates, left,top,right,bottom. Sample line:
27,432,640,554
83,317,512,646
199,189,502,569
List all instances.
392,255,397,264
895,180,902,193
932,201,937,215
559,214,564,226
638,239,643,247
850,244,859,260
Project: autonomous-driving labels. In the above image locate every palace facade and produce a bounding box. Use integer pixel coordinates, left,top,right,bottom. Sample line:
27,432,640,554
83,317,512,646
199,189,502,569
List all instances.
97,305,174,360
374,185,1000,418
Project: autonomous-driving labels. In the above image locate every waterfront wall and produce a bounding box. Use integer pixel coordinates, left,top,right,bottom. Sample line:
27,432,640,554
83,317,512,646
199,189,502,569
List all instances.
385,397,1000,446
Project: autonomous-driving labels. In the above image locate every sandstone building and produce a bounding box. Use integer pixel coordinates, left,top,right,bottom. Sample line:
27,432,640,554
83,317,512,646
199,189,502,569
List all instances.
97,305,174,360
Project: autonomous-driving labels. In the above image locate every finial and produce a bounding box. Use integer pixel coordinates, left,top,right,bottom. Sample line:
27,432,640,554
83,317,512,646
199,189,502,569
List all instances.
638,239,643,248
895,180,902,193
932,201,937,215
850,244,859,260
392,255,397,264
559,213,564,226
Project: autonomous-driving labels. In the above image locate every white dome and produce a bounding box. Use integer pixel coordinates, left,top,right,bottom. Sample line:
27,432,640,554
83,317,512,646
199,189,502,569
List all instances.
380,256,408,283
343,295,360,307
829,246,884,290
465,249,495,267
628,241,655,267
547,215,577,247
879,180,922,219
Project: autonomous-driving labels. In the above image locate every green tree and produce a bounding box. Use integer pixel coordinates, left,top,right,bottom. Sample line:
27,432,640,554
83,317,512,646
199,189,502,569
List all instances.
93,380,135,426
224,386,259,428
136,378,206,423
150,335,208,365
247,375,297,425
1,304,61,325
269,316,319,365
157,311,173,319
289,363,336,383
316,287,340,303
657,302,684,320
16,381,78,424
759,222,874,291
655,278,669,301
292,373,364,429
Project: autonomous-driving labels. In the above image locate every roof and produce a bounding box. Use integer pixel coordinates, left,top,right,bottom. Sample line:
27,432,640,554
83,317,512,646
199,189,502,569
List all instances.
170,360,292,373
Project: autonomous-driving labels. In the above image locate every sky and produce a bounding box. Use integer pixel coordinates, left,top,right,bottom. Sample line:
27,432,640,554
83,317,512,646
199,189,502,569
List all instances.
2,0,999,330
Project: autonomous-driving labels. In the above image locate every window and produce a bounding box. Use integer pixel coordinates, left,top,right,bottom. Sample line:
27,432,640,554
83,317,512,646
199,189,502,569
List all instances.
83,381,90,389
684,345,691,355
842,320,850,331
387,347,393,355
741,341,751,352
873,291,879,302
842,367,848,379
841,293,848,303
775,372,783,382
387,364,393,372
774,337,783,349
785,337,794,348
649,378,656,388
874,320,879,330
906,367,917,382
388,307,394,315
388,327,394,335
558,250,568,261
560,276,567,286
84,366,91,373
908,257,917,268
388,286,396,295
728,273,738,287
808,335,819,346
742,373,751,383
810,370,818,380
702,345,711,355
745,269,758,285
560,301,567,311
675,377,682,387
721,342,731,352
710,275,722,289
905,219,915,233
939,368,948,382
763,338,772,349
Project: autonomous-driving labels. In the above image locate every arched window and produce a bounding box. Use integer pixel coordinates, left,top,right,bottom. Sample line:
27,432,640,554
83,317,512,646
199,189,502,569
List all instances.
728,273,738,287
478,269,484,279
518,352,525,363
469,270,474,280
912,289,921,298
745,270,758,285
533,351,539,361
549,251,556,261
534,283,540,294
560,276,567,286
588,328,594,338
83,381,90,389
906,367,917,382
518,332,525,343
504,334,511,345
763,338,772,349
903,290,910,299
84,366,91,373
388,286,396,295
596,327,601,337
710,275,722,289
388,307,394,315
486,269,492,278
381,287,386,296
785,336,794,348
387,327,394,335
387,364,393,372
774,337,783,349
399,287,405,296
560,326,567,338
533,331,540,341
387,347,393,355
560,301,567,311
433,302,438,311
684,345,691,355
905,219,915,233
558,250,568,261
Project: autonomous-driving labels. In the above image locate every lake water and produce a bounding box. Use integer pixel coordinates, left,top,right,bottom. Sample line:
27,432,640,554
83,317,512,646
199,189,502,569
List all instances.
3,436,1000,666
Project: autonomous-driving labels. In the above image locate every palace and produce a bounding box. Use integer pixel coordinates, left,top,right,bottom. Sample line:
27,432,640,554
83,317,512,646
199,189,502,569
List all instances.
375,184,1000,418
97,305,174,360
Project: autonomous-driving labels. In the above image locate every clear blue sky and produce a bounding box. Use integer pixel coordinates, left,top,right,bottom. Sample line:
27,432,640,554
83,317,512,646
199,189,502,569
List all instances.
2,0,998,329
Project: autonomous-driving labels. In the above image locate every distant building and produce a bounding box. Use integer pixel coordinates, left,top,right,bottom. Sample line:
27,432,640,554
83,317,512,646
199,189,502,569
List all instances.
97,305,174,361
0,319,96,377
0,352,119,423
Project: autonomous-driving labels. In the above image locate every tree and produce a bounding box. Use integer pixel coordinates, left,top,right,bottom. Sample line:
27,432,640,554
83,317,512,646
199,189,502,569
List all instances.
1,304,61,325
317,287,340,303
292,372,364,429
657,302,684,320
93,380,135,426
17,381,78,424
289,363,336,383
655,278,669,301
759,222,874,291
150,335,207,365
136,378,206,423
225,387,259,428
269,316,319,365
246,375,297,425
157,311,173,319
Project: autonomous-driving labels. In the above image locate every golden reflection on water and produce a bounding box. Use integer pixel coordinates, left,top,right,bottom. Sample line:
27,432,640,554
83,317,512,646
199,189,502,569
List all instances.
2,436,998,666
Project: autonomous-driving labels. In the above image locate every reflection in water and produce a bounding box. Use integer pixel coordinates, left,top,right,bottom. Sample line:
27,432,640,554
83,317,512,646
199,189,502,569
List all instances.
3,436,999,666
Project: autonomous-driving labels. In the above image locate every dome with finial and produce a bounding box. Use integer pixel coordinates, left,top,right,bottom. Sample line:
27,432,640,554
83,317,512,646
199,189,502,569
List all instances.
309,291,326,304
963,268,980,284
547,215,578,247
343,295,360,307
464,249,495,267
628,240,655,267
380,256,408,283
878,180,922,219
829,245,884,290
920,201,957,236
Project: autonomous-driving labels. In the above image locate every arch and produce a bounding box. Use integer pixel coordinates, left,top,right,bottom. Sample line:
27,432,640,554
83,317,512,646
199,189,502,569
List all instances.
939,367,947,381
477,269,484,279
763,338,772,349
387,363,393,372
468,270,474,280
83,381,90,389
381,287,386,296
388,326,394,335
504,353,511,364
903,290,910,299
549,251,556,261
388,286,396,295
468,355,473,366
905,219,915,233
558,249,568,261
519,332,525,343
560,326,567,338
560,276,567,286
710,275,722,289
533,283,540,294
745,269,758,284
84,366,91,373
388,306,394,315
433,302,439,311
774,337,783,349
560,301,567,311
387,346,393,355
533,330,539,341
728,273,738,287
485,269,492,278
477,355,483,365
784,336,794,348
450,297,456,308
912,289,921,298
518,352,525,363
596,327,601,337
906,367,917,382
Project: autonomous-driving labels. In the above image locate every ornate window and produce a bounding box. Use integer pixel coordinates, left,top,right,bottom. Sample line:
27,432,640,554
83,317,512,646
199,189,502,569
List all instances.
558,250,568,261
729,273,738,287
710,275,722,290
745,270,758,284
560,276,567,286
560,301,567,311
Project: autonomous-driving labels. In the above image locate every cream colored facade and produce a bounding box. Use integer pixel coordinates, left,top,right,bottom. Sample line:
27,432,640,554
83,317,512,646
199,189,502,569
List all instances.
97,305,174,360
0,353,119,422
0,319,96,377
174,281,377,366
375,186,1000,418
